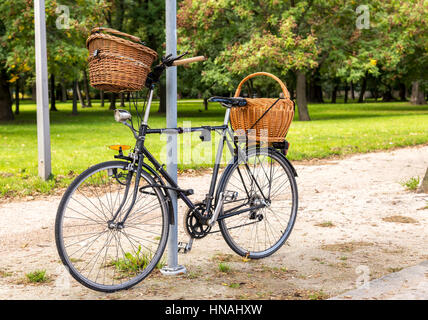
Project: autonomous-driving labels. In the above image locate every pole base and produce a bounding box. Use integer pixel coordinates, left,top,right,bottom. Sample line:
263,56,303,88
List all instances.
160,265,186,276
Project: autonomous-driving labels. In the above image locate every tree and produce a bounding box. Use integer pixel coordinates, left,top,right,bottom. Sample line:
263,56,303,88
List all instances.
0,67,13,121
296,71,310,120
0,0,106,120
178,0,320,120
102,0,167,112
82,70,92,107
410,81,426,105
72,80,78,115
50,74,58,111
14,77,20,115
330,1,427,104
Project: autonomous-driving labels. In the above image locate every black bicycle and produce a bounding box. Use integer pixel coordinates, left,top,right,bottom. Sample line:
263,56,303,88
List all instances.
55,54,298,292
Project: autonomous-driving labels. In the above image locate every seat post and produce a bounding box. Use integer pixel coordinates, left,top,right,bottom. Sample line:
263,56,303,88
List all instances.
142,88,154,125
223,108,231,126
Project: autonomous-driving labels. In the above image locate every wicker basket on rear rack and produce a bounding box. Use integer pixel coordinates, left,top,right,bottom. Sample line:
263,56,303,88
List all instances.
230,72,295,143
86,27,158,93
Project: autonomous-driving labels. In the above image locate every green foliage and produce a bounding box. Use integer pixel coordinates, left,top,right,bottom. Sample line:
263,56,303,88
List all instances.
218,262,231,273
178,0,319,93
400,176,420,191
178,0,428,98
308,290,328,300
26,269,49,283
0,0,106,83
111,245,164,274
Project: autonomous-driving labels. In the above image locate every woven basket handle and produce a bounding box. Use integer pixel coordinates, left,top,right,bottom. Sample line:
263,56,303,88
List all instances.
234,72,290,99
91,27,143,44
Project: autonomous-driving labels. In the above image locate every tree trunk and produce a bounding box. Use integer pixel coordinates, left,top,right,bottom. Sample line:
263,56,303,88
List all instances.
307,68,324,103
417,168,428,193
100,90,105,107
382,87,395,102
76,81,87,108
50,74,58,111
372,81,379,101
109,93,116,110
56,84,62,102
83,70,92,107
289,87,295,100
331,85,338,103
410,81,426,105
15,78,20,115
399,83,406,101
61,81,67,102
158,82,166,113
72,80,78,115
120,93,125,108
358,73,368,103
308,79,323,103
317,85,324,103
32,83,37,102
244,79,254,97
344,83,349,103
0,69,14,121
350,81,355,100
203,97,208,111
296,71,310,121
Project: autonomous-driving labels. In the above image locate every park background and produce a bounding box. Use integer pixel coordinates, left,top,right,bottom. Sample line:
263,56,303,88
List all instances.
0,0,427,198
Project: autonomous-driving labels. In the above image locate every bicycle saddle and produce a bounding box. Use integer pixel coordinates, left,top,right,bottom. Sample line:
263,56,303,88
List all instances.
208,96,247,107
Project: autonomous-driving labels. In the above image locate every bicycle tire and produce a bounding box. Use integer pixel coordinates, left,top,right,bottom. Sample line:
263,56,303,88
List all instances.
55,161,169,292
217,147,298,259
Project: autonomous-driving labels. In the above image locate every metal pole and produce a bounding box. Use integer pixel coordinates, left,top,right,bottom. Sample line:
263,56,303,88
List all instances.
160,0,186,275
34,0,51,180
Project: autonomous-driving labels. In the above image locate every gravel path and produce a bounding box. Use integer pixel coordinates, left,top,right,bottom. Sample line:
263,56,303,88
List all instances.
0,145,427,300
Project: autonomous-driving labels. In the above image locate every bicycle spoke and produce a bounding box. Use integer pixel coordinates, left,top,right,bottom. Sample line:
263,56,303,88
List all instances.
219,149,297,257
57,164,168,292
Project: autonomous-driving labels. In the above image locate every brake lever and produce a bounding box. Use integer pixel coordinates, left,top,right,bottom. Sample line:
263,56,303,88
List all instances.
176,51,189,60
146,51,190,88
164,51,189,67
161,53,173,63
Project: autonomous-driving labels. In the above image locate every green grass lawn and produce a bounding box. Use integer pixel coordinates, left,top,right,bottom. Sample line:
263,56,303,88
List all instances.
0,99,427,197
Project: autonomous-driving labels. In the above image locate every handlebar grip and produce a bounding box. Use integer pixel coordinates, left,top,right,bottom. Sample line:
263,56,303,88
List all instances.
172,56,206,66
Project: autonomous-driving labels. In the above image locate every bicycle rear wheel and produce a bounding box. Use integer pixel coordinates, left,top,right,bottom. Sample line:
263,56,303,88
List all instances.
218,148,298,259
55,161,169,292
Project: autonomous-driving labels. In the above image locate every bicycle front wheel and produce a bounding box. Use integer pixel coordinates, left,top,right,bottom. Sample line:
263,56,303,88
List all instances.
55,161,169,292
218,148,298,259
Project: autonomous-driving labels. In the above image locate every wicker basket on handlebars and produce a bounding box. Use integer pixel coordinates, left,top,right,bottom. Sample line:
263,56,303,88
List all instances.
231,72,295,142
86,27,158,92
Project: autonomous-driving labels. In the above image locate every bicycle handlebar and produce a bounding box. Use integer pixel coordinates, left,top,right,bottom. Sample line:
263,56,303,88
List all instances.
145,54,207,88
172,56,206,66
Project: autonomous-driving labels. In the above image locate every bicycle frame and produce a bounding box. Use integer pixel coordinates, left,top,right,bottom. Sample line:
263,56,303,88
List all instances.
111,86,269,227
142,87,235,217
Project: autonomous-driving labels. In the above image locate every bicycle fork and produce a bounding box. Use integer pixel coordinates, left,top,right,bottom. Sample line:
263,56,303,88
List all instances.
108,149,145,228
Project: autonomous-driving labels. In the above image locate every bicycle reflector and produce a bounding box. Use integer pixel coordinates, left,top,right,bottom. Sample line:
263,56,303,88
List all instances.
108,145,131,151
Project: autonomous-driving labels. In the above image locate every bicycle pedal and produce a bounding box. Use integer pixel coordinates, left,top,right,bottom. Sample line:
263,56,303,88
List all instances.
183,189,194,196
177,242,189,253
178,240,193,254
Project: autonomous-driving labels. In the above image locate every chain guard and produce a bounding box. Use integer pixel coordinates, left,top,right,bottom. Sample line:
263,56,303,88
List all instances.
184,202,212,239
